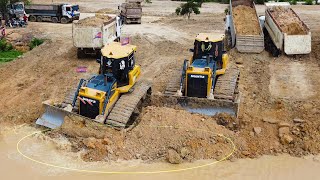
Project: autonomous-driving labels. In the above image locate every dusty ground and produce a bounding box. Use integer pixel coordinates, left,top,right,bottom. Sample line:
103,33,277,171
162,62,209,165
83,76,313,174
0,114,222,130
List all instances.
0,1,319,163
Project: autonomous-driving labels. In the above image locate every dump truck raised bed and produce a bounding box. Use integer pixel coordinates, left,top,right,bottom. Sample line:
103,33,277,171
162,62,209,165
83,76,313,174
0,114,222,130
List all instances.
25,4,80,23
263,2,311,56
73,15,122,58
225,0,264,53
119,0,142,24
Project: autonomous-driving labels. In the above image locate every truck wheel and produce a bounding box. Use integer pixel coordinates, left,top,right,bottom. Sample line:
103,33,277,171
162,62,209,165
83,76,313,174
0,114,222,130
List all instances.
36,16,42,22
52,17,58,23
61,17,68,24
29,15,36,22
77,49,85,59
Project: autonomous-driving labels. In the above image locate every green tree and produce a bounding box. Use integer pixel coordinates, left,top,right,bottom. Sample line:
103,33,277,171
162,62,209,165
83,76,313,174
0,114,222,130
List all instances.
175,1,200,19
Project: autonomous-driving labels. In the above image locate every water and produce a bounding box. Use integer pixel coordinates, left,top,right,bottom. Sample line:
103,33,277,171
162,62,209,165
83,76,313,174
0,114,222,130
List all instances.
184,107,236,116
1,125,320,180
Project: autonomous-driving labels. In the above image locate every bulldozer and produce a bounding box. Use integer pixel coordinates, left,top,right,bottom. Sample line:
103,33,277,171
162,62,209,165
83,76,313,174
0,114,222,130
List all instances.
163,33,240,116
36,42,151,129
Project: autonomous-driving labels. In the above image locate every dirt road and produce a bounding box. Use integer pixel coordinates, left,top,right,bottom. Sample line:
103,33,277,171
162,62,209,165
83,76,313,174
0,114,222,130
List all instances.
0,1,320,178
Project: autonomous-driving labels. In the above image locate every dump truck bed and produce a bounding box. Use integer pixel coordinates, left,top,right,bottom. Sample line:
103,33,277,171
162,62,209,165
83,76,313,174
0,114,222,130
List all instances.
73,16,117,49
265,2,311,55
229,0,264,53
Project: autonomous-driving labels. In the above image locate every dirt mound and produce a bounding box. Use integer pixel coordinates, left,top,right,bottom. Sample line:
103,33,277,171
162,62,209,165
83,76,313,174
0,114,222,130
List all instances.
232,5,261,35
76,14,113,27
52,106,238,163
270,7,307,35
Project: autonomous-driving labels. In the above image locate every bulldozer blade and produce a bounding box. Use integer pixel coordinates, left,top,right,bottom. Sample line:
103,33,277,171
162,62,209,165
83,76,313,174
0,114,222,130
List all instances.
36,103,71,129
151,94,240,117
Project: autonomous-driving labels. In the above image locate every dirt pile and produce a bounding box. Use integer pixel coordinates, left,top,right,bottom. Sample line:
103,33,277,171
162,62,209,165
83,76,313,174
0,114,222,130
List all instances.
52,107,238,163
232,5,261,35
76,14,113,27
270,7,307,35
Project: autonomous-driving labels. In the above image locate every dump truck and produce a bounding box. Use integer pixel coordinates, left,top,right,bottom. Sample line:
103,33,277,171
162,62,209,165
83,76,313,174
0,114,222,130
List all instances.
225,0,264,53
25,4,80,23
119,0,142,24
6,2,25,18
73,14,122,58
36,42,151,129
161,33,240,117
263,2,311,56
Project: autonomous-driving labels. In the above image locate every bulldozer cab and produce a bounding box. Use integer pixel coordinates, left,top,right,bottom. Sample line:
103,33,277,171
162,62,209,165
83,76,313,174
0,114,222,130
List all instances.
192,33,225,70
100,42,137,87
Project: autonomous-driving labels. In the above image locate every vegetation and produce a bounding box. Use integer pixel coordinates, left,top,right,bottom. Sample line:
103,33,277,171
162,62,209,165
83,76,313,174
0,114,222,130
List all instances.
29,38,44,50
0,37,44,64
0,39,22,63
175,1,200,19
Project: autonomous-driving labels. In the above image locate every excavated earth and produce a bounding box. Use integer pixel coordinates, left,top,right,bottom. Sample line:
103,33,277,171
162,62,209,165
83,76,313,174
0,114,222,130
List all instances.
232,5,261,35
270,6,307,35
0,1,320,164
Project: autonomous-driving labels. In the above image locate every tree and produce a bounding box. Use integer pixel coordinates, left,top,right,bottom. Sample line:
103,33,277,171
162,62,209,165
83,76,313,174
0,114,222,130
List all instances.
175,1,200,19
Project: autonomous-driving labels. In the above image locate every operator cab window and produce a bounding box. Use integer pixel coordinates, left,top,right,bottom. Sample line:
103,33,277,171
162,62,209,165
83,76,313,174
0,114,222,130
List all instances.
66,7,71,11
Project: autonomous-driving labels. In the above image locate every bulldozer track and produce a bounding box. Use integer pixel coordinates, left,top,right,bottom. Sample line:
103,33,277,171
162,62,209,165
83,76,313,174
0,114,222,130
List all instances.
164,69,182,96
214,64,240,101
107,81,152,129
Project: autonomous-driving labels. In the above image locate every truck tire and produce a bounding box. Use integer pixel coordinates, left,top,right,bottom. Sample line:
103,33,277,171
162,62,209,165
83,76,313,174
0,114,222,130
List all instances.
36,16,42,22
61,17,68,24
29,15,36,22
52,17,58,23
77,49,85,59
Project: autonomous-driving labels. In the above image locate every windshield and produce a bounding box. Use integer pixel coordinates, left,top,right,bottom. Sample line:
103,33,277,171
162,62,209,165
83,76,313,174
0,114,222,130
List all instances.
14,4,24,10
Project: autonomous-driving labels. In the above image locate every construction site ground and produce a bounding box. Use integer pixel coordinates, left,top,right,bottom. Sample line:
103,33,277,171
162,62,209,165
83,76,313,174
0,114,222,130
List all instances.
0,0,320,176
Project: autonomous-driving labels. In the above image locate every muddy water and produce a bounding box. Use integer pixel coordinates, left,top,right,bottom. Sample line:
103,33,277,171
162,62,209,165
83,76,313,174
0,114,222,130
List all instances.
1,125,320,180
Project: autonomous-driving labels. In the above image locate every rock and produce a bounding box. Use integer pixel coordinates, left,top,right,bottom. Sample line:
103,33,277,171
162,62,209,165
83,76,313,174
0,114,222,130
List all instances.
236,58,243,64
135,154,141,159
278,122,291,128
83,137,97,149
263,118,279,124
180,147,190,158
167,149,182,164
282,135,293,144
278,127,290,137
293,118,305,123
102,137,112,145
250,131,255,137
241,150,251,156
253,127,262,135
313,156,320,163
302,103,313,110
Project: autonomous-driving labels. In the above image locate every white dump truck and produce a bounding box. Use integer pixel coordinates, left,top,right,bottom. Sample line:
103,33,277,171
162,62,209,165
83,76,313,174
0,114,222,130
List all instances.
225,0,264,53
263,2,311,56
73,15,122,58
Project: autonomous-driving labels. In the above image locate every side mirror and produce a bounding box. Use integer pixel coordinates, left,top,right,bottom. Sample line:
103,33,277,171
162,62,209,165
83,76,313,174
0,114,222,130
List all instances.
189,48,194,52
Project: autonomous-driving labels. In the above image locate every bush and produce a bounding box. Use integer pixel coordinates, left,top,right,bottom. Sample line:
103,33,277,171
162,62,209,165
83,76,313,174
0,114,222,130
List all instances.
305,0,313,5
291,0,297,5
0,50,23,63
0,39,13,51
29,38,44,50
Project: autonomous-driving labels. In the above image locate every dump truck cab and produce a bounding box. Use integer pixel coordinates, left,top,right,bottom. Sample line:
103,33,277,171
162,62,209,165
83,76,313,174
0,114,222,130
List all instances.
183,33,229,98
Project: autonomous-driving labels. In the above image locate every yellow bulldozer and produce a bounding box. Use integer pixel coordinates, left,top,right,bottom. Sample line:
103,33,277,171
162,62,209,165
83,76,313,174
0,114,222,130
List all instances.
164,33,240,116
36,42,151,129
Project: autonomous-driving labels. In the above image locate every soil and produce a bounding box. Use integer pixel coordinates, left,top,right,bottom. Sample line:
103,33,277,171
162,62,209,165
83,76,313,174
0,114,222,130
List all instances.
76,14,113,27
270,6,307,35
232,5,261,35
0,1,320,164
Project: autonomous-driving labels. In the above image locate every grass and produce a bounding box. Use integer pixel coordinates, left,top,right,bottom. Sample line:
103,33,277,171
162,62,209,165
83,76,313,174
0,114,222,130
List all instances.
0,50,23,63
0,38,45,64
29,38,45,50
